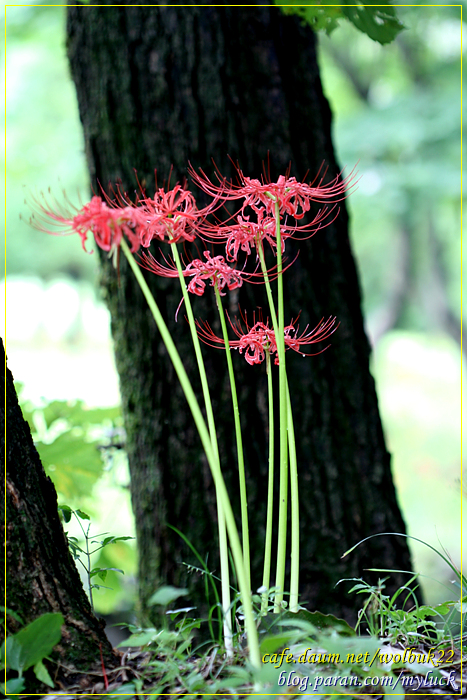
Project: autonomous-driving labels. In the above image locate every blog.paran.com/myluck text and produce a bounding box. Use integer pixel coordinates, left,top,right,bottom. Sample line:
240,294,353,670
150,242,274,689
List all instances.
277,669,458,693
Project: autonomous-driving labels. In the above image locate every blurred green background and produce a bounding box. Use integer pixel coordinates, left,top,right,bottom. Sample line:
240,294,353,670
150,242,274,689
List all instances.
3,2,465,617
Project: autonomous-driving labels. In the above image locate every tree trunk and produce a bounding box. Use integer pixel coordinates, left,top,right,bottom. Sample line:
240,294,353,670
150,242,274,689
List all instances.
2,339,117,673
66,2,415,626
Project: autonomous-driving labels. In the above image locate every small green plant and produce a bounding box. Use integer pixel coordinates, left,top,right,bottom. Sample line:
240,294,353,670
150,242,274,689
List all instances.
339,576,447,645
342,532,465,644
1,612,63,695
58,505,133,612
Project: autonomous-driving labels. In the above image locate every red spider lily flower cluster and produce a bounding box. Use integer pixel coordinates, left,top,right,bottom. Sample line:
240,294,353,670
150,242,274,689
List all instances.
189,163,356,262
30,181,218,254
31,162,354,261
196,313,338,366
140,249,247,297
32,160,354,360
202,210,282,262
200,205,339,262
137,185,202,246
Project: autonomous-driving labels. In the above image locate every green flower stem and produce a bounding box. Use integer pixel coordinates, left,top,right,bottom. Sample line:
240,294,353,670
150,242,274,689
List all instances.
169,241,232,656
272,199,289,612
214,283,250,592
255,208,288,612
261,350,274,613
120,239,260,668
216,501,233,654
286,378,299,612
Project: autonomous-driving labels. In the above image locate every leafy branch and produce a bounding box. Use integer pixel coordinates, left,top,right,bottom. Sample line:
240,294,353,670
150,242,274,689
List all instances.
276,1,405,45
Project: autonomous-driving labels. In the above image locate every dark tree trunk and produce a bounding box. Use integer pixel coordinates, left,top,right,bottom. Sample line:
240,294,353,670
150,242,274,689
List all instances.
2,339,117,672
66,3,415,625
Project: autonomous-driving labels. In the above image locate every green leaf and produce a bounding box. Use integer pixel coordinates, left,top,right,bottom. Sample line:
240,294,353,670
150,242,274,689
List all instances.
4,613,63,673
148,585,189,607
89,567,124,582
288,609,355,636
1,636,23,672
57,504,73,523
121,630,159,647
41,399,120,431
341,2,404,45
5,677,26,694
75,509,91,520
277,2,342,35
259,632,296,656
100,536,115,547
317,631,380,667
67,537,85,558
37,431,104,500
415,604,447,619
105,682,137,698
33,659,54,687
90,567,108,582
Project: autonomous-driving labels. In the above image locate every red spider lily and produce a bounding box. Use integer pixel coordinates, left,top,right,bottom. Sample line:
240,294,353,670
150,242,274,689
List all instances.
29,192,143,253
196,312,339,366
200,205,335,262
137,185,201,246
136,179,227,246
185,252,243,296
139,249,241,296
201,209,280,262
189,162,357,220
139,248,277,299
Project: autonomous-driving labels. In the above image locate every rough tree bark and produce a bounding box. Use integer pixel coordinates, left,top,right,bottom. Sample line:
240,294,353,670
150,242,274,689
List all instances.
2,339,117,673
66,2,415,625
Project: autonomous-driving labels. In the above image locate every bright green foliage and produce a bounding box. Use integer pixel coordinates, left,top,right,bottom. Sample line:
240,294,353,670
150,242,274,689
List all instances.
20,393,123,501
276,1,404,45
1,613,64,693
17,387,137,614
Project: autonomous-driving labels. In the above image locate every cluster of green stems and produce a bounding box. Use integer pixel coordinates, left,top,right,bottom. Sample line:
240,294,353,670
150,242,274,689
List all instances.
120,193,299,670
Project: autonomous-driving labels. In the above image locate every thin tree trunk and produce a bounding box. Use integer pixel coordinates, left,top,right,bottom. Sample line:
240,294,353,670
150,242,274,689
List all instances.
2,339,117,673
66,2,415,625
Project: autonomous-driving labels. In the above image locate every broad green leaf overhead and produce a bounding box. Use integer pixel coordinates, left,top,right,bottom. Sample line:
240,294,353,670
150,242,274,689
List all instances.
20,398,123,500
276,1,404,44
